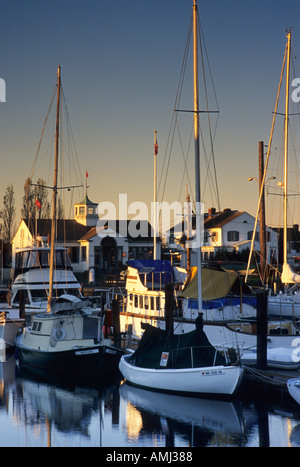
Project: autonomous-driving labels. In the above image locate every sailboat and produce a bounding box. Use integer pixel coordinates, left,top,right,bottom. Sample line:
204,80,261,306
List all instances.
119,0,244,397
247,30,300,319
15,66,125,377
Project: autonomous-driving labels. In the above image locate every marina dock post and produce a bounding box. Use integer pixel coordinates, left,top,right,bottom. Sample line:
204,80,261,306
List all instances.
165,283,174,335
256,289,268,370
112,298,121,347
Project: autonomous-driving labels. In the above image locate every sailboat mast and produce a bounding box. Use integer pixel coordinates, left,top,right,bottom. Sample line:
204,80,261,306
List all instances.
47,65,61,312
283,30,291,267
153,130,158,260
193,0,202,313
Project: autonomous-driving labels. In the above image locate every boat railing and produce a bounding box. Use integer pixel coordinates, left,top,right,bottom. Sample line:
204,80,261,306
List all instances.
163,342,242,369
143,271,174,291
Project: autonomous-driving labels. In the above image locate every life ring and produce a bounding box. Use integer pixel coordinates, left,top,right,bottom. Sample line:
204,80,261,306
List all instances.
52,327,66,341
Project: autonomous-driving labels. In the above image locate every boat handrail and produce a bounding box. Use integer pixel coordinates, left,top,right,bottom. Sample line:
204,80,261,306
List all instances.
162,342,242,368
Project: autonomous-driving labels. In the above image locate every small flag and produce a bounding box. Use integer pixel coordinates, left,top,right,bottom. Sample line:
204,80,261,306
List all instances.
154,142,158,155
35,198,41,209
86,170,88,178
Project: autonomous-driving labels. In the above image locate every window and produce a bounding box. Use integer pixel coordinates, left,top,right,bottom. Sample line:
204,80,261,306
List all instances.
68,247,79,263
227,231,239,242
247,231,259,241
211,231,218,242
81,246,87,261
88,207,94,215
79,206,85,215
134,295,138,308
32,321,42,332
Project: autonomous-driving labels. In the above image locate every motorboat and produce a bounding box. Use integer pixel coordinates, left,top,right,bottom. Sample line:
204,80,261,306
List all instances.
15,298,124,376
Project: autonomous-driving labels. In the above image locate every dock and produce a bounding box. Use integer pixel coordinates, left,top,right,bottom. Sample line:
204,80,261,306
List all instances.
243,364,300,394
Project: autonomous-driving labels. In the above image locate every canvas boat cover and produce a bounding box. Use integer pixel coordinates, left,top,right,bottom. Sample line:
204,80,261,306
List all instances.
127,318,226,370
127,259,175,285
180,266,238,300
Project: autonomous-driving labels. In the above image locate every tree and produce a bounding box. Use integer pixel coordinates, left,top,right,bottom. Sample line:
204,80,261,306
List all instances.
2,184,16,242
21,177,51,220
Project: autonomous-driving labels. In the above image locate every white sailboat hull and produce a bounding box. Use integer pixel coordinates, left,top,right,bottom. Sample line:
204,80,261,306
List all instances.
119,354,244,397
268,295,300,318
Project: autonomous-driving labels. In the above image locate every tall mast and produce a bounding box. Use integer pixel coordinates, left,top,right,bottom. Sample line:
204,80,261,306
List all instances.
193,0,202,313
283,30,291,267
153,130,158,260
47,65,61,313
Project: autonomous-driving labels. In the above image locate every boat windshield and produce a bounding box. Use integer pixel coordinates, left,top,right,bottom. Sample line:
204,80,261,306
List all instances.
30,288,80,302
14,248,72,278
30,289,48,302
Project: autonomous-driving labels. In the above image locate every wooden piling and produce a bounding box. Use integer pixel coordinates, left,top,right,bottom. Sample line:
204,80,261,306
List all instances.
165,283,174,334
256,289,268,370
112,298,121,348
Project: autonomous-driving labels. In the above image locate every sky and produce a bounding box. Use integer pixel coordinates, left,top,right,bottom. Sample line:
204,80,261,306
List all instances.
1,0,300,231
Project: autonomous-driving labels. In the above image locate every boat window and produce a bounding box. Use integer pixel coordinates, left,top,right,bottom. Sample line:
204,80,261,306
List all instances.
144,296,149,310
139,295,143,309
129,294,133,305
83,316,98,339
12,290,29,305
156,296,160,311
27,251,40,268
22,251,30,268
32,321,42,332
15,251,30,270
150,296,154,311
65,288,80,297
53,289,67,298
55,251,64,268
40,251,50,267
31,290,48,302
134,295,138,308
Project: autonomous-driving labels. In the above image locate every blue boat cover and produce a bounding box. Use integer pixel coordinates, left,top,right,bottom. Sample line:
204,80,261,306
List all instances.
127,259,174,284
188,296,257,310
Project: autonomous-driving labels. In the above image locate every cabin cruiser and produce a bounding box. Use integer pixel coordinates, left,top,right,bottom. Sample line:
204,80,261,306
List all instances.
10,237,98,320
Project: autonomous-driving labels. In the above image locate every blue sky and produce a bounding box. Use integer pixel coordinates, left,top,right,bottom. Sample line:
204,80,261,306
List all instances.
1,0,300,229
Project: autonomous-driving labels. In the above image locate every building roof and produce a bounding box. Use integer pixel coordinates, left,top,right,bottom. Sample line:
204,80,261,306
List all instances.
204,209,245,229
168,209,245,236
23,219,91,242
75,195,97,206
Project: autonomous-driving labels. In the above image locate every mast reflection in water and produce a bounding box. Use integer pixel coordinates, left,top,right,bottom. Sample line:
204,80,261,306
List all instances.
0,353,300,447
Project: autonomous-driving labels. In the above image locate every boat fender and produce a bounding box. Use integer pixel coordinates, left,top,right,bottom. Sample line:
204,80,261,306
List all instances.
52,327,66,341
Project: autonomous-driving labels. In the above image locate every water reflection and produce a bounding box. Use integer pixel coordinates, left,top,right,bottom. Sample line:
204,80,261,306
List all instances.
120,383,248,446
0,352,300,447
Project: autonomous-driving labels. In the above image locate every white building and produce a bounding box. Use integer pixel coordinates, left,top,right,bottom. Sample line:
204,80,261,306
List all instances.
11,196,160,283
166,207,278,268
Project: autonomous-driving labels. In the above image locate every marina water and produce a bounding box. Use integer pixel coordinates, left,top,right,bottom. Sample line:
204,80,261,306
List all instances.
0,353,300,447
